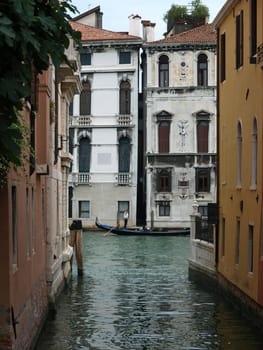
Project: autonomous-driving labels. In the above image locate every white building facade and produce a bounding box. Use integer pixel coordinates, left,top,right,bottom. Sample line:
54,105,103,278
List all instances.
143,24,217,228
69,20,142,227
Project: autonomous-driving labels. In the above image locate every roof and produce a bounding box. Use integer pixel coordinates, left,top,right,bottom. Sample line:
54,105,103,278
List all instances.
70,21,142,42
72,6,101,22
151,24,216,45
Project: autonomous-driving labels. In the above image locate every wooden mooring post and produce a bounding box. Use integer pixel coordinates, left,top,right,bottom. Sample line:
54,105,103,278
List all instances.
69,220,83,276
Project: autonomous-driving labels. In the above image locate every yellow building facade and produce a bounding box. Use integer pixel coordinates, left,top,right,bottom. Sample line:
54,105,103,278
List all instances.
215,0,263,306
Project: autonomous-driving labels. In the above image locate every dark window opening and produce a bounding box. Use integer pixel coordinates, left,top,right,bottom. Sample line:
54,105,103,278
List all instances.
197,120,209,153
250,0,257,63
157,170,171,192
80,53,91,65
158,121,170,153
221,33,226,82
79,138,91,173
119,81,131,114
159,55,169,87
197,54,208,86
119,52,131,64
80,81,91,116
236,10,244,69
119,137,130,173
196,168,210,192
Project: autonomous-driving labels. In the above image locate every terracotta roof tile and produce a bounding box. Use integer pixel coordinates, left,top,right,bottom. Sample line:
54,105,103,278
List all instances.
70,21,141,42
152,24,216,44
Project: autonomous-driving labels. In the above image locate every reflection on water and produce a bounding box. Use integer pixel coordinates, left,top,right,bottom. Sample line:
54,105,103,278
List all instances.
36,232,263,350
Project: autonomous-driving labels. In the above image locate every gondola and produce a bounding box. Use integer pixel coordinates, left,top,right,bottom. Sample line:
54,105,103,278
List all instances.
95,218,190,236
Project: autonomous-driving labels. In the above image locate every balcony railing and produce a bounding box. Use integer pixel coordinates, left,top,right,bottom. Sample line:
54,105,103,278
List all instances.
116,114,132,126
72,172,91,184
70,115,92,127
116,172,131,185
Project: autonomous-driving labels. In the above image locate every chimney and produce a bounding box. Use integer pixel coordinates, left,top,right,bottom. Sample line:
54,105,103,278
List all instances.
142,20,155,42
129,14,141,37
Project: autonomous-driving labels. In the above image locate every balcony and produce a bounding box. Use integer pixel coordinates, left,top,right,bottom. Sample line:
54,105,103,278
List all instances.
72,172,91,184
69,115,92,127
116,172,131,185
116,114,132,126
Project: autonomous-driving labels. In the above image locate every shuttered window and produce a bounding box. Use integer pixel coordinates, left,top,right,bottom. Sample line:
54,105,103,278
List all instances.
79,138,91,172
119,81,131,114
236,10,244,69
197,121,209,153
159,121,170,153
80,81,91,115
119,137,130,172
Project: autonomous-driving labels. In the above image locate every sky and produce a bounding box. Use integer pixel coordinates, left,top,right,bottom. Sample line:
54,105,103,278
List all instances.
71,0,226,40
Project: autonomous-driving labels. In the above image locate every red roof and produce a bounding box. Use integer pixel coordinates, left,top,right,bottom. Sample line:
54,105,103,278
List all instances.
152,24,216,44
70,21,141,42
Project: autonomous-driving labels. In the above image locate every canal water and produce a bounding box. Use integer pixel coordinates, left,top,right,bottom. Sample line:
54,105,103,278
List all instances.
36,231,263,350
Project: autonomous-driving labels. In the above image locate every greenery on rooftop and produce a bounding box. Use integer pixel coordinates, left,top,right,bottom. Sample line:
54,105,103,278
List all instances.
164,0,210,26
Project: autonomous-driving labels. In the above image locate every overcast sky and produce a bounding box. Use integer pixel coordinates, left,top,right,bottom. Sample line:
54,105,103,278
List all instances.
71,0,226,39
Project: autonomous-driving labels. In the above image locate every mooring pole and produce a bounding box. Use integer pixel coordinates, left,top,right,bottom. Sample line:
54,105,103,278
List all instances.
69,220,83,276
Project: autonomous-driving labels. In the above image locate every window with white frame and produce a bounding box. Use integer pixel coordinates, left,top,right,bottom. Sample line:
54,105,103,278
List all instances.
79,201,90,218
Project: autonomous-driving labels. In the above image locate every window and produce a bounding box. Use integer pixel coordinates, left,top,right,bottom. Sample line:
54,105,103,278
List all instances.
79,201,90,218
196,168,210,192
250,0,257,63
197,54,208,86
157,170,171,192
159,55,169,87
119,81,131,114
236,10,244,69
159,201,170,216
197,120,209,153
237,122,242,187
221,218,225,258
119,137,130,173
158,121,170,153
80,80,91,116
32,188,35,252
235,218,240,265
80,53,91,65
68,187,73,218
26,188,31,256
69,101,73,116
248,225,254,273
119,52,131,64
12,186,17,265
220,33,226,82
79,138,91,173
30,111,35,175
251,118,257,188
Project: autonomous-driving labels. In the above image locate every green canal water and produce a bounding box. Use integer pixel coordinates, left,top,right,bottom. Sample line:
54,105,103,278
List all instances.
36,231,263,350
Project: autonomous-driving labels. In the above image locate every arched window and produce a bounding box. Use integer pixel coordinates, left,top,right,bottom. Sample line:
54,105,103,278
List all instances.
80,80,91,115
119,81,131,114
251,118,257,188
119,137,130,172
79,138,91,172
159,55,169,87
197,54,208,86
237,121,242,187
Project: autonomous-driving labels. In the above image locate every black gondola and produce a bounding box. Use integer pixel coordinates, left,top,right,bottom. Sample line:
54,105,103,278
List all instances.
95,218,190,236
